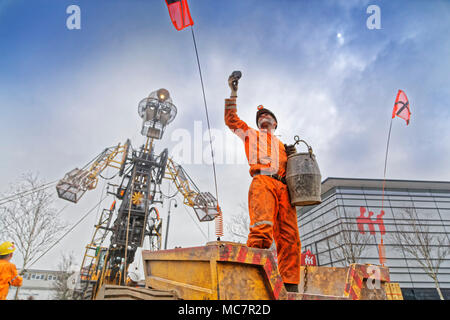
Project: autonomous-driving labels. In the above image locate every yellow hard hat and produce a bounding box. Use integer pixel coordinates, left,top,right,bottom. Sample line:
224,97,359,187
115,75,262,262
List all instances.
0,241,16,255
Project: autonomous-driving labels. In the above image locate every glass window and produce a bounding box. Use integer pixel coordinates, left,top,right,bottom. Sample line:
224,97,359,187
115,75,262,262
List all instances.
389,273,414,282
363,245,379,258
343,199,366,206
413,200,437,209
366,199,383,208
361,258,380,265
300,222,313,238
318,251,331,265
431,191,450,197
385,189,410,196
335,197,345,207
316,239,330,253
383,223,397,233
362,188,382,195
389,200,414,208
405,259,424,268
437,208,450,219
408,189,431,197
410,273,434,282
341,206,363,220
391,207,415,218
387,195,411,200
414,208,441,220
384,261,410,270
437,274,450,283
31,274,35,280
435,201,450,209
339,188,365,195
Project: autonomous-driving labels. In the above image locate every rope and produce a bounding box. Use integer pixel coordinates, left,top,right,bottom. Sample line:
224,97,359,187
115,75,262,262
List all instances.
26,195,108,269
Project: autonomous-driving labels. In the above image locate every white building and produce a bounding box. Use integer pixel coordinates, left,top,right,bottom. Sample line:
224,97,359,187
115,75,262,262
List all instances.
6,269,63,300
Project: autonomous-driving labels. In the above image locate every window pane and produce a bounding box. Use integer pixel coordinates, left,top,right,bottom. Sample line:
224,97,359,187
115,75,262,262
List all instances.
343,199,366,206
385,189,410,196
318,251,331,265
389,200,414,208
435,201,450,209
339,188,364,195
316,239,330,253
415,208,441,220
413,200,437,209
390,273,414,282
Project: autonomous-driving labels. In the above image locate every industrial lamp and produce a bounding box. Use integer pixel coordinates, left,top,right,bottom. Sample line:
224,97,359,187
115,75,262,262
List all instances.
138,88,177,139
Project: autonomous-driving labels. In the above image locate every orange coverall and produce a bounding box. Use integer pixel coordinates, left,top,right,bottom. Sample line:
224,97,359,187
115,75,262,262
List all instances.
225,97,301,284
0,260,23,300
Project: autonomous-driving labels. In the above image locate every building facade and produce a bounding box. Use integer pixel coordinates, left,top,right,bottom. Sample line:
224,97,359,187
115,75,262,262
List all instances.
298,177,450,300
6,269,62,300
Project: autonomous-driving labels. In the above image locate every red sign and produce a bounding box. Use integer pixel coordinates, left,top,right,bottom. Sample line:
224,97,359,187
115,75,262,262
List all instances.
301,250,317,266
357,207,386,235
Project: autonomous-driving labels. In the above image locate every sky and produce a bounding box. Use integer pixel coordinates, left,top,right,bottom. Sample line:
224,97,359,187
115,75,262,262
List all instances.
0,0,450,275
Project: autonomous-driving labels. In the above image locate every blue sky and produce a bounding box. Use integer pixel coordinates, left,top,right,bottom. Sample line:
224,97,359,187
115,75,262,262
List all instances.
1,0,450,270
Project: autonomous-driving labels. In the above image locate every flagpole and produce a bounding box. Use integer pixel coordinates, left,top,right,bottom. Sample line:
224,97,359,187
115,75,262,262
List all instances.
379,117,393,267
382,117,394,207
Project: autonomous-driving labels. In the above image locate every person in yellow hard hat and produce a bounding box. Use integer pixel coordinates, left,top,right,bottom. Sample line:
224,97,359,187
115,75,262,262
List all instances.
0,241,23,300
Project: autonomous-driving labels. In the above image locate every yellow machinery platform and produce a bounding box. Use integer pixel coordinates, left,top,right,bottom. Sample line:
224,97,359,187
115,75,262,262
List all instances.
96,241,401,300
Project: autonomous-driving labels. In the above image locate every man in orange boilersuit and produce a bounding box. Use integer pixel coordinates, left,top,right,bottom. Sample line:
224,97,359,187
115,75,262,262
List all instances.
224,73,301,292
0,241,23,300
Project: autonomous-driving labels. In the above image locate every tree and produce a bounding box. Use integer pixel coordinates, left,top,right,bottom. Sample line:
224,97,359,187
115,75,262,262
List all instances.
0,172,67,299
321,214,373,266
52,252,78,300
388,208,450,300
225,203,249,243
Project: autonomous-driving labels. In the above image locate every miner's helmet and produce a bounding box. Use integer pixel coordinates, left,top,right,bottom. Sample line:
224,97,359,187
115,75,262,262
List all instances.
0,241,16,256
256,105,278,129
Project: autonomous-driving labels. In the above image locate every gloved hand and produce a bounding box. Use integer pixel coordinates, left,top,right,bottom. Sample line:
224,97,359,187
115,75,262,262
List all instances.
228,75,238,97
284,144,297,156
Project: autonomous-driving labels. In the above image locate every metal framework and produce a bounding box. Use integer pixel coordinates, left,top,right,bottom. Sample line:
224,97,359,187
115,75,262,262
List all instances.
56,89,221,299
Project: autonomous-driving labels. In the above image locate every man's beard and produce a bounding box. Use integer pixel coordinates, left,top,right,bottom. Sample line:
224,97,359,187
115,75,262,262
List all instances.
258,118,276,129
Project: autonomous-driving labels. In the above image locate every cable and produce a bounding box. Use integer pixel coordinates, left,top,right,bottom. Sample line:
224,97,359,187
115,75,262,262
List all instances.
159,183,180,199
99,171,120,181
176,193,208,241
0,180,58,206
26,194,109,269
55,203,70,217
190,26,220,209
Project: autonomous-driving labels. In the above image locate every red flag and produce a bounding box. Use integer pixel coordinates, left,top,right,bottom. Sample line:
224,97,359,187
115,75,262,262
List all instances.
392,90,411,125
165,0,194,31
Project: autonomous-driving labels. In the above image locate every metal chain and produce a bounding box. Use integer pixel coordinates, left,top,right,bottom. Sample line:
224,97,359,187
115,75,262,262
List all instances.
303,266,309,294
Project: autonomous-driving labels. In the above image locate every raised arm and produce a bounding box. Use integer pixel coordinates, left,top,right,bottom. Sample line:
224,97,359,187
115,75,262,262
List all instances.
224,74,249,139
